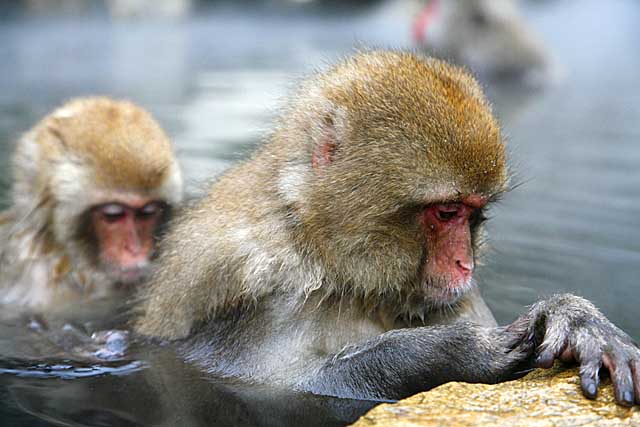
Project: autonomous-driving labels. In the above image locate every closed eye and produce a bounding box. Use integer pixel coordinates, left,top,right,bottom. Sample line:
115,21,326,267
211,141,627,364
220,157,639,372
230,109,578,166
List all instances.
100,203,126,223
137,201,166,219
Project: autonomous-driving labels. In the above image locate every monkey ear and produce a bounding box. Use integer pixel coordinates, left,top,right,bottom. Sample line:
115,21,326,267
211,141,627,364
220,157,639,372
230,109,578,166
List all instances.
46,120,69,149
311,107,347,169
311,117,337,168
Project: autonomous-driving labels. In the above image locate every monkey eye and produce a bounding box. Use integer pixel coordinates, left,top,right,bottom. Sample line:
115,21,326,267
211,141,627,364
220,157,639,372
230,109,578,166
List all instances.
434,205,461,221
137,201,164,219
100,203,126,222
436,210,457,221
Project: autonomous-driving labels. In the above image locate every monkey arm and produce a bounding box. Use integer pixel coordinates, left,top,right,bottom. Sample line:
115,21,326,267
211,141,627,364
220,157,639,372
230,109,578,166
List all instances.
508,293,640,406
304,294,640,404
304,322,532,400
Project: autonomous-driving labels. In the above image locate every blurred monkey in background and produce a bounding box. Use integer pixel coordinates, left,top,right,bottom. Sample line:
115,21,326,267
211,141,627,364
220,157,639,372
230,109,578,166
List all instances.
411,0,552,85
0,97,182,313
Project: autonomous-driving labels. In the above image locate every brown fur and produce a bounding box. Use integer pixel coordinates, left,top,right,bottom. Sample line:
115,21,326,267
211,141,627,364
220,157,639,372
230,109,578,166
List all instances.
27,97,175,192
0,97,182,311
136,50,508,339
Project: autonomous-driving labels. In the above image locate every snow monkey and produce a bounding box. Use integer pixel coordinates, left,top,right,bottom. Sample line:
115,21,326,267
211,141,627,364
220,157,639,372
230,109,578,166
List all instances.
0,97,182,312
412,0,551,84
136,51,639,406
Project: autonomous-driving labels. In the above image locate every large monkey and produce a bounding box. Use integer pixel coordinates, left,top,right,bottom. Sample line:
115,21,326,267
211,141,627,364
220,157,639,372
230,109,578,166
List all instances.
136,51,640,406
0,97,182,312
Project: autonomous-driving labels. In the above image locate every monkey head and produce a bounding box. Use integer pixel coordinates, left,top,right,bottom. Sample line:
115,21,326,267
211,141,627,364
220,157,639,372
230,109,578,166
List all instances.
276,52,508,310
11,97,183,289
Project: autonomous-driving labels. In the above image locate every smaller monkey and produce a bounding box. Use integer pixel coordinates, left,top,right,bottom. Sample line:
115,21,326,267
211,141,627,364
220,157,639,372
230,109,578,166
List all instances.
0,97,182,313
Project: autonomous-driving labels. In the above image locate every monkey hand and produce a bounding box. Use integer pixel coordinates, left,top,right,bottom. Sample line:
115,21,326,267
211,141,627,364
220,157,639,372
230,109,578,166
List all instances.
511,294,640,406
480,324,538,382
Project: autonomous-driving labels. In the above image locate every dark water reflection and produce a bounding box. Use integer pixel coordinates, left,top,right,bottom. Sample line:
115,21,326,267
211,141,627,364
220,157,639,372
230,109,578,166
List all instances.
0,329,377,427
1,0,639,425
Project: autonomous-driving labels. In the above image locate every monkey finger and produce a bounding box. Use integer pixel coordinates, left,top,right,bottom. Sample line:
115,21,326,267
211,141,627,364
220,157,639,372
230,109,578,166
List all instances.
631,360,640,405
535,340,568,369
534,348,557,369
604,354,635,407
579,360,601,399
533,319,571,368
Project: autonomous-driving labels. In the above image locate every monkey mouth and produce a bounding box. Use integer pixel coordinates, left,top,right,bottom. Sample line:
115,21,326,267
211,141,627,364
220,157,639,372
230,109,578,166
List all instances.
421,276,475,307
108,264,150,286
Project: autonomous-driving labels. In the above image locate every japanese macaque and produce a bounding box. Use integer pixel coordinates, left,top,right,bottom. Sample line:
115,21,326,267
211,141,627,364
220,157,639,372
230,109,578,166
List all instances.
136,51,640,406
0,97,182,312
411,0,552,84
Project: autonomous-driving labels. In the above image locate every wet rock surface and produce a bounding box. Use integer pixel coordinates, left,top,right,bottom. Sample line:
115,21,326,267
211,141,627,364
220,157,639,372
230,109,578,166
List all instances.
351,366,640,427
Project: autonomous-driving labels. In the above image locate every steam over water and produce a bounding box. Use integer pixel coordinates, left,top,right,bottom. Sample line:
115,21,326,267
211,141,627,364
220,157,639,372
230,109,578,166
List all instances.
0,0,639,425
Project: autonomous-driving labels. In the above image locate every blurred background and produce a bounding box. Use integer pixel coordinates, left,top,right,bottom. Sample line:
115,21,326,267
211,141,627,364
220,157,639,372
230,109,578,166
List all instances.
0,0,639,424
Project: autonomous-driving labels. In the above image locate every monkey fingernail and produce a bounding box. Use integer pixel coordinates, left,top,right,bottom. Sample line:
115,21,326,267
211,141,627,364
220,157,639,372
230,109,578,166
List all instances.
535,353,554,368
586,382,597,398
622,391,634,406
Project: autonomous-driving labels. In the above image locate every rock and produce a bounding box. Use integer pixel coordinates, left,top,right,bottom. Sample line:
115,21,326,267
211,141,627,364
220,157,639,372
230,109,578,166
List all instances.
351,366,639,427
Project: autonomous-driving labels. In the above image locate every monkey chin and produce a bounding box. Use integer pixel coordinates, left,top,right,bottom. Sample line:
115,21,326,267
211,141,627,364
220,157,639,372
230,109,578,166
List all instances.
105,264,151,288
422,276,476,309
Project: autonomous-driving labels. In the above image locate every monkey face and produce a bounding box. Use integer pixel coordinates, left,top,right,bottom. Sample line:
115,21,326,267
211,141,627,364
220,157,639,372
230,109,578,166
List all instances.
89,199,167,285
286,52,510,307
418,196,488,306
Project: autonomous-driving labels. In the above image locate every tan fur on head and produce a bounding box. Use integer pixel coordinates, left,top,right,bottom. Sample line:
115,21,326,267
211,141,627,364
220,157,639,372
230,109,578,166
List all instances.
18,97,181,200
136,50,509,339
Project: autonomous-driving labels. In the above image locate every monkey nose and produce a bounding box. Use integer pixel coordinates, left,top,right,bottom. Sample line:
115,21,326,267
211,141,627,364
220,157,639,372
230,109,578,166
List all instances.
124,231,143,254
456,259,474,275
